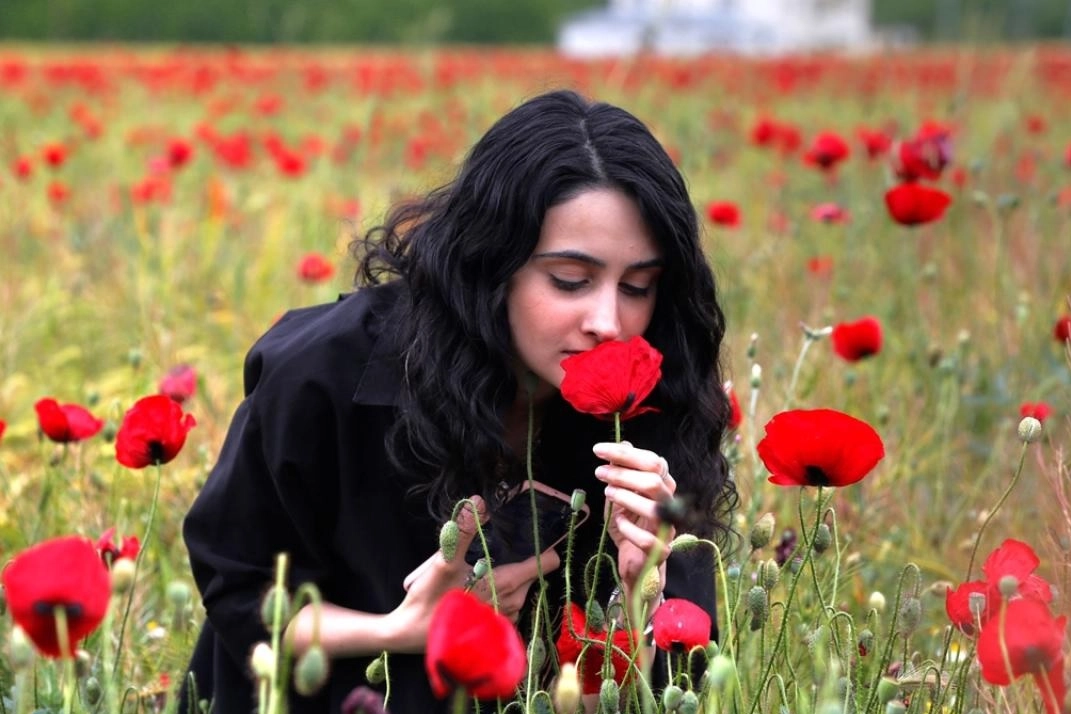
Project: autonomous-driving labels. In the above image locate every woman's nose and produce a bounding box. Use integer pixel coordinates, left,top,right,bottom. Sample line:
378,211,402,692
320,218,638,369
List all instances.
581,289,622,342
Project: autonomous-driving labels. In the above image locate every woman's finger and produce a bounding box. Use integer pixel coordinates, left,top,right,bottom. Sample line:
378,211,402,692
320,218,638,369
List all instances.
613,513,673,561
603,484,662,522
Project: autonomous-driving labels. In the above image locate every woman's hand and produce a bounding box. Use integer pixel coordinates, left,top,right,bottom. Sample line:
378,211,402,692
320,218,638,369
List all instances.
593,441,675,598
390,495,560,652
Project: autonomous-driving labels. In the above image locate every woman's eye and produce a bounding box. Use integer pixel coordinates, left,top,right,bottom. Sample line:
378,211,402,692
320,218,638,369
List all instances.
550,276,586,292
620,283,652,298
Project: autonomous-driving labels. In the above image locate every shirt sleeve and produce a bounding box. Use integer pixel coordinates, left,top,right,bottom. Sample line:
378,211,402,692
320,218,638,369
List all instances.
183,330,343,669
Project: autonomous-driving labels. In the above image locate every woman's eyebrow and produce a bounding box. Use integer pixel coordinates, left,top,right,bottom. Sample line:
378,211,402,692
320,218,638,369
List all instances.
531,250,664,270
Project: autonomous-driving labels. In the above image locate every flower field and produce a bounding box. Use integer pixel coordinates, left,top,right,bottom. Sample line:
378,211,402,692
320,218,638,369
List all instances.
0,43,1069,713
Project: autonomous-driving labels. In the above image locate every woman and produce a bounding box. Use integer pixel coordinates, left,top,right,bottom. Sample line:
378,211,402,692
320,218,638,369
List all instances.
182,89,736,713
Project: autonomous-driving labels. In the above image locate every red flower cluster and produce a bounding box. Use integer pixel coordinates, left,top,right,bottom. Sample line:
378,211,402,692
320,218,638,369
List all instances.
1019,401,1053,422
297,252,335,283
650,598,711,653
425,589,526,700
831,316,883,362
115,394,196,468
560,336,662,421
946,540,1065,714
756,409,885,488
705,200,741,228
34,397,103,443
2,536,112,658
555,602,636,694
96,527,141,566
885,120,954,226
158,363,198,403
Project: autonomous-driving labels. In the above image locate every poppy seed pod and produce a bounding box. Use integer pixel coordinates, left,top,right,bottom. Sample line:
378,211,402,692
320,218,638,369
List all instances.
886,700,907,714
997,574,1020,599
294,645,330,696
365,653,386,684
705,654,737,691
678,691,699,714
111,559,137,594
898,597,922,636
527,637,546,673
750,513,776,550
760,559,780,591
570,489,587,513
439,520,460,561
599,679,620,714
1018,416,1042,444
471,557,491,580
876,677,900,705
747,586,768,630
813,523,833,554
167,581,191,608
662,684,684,711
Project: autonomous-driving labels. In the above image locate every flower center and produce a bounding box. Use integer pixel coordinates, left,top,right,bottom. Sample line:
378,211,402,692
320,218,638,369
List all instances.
804,465,831,486
32,601,85,620
149,440,167,464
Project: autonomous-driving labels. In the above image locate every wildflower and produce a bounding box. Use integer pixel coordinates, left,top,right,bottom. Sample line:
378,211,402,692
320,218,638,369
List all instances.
114,394,197,468
167,138,193,169
810,202,850,224
706,200,741,228
41,142,68,169
724,382,742,430
1019,402,1052,422
13,156,33,180
977,598,1067,714
556,601,635,694
96,527,140,566
806,255,834,278
651,598,712,653
884,183,952,226
831,316,883,362
426,589,526,700
756,409,885,487
0,417,6,444
158,364,197,403
2,536,111,658
47,180,70,206
893,123,952,181
803,131,851,171
34,397,103,443
945,539,1053,635
297,252,335,283
856,126,892,159
560,336,662,421
1053,315,1071,343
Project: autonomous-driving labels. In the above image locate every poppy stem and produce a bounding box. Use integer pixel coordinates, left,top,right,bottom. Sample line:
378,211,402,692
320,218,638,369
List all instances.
54,607,75,714
450,688,468,714
267,553,290,714
963,439,1029,581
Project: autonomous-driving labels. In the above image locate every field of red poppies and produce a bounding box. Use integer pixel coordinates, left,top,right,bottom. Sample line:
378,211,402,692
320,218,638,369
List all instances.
0,44,1069,713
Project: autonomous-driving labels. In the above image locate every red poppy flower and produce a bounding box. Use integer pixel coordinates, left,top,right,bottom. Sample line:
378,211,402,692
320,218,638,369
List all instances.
705,200,741,228
47,180,70,206
13,156,33,180
810,202,850,224
831,316,883,362
425,589,526,700
945,579,991,636
114,394,196,468
0,417,6,444
756,409,885,488
560,336,662,421
158,364,197,404
297,252,335,283
806,256,834,278
1019,402,1052,422
34,398,103,443
803,132,851,172
41,142,68,169
555,602,636,694
724,382,742,430
167,138,193,169
856,127,891,159
1024,114,1047,135
893,123,952,181
750,117,780,147
651,598,711,653
883,183,952,226
1054,315,1071,343
96,527,140,566
1,535,111,657
981,539,1053,604
977,598,1066,714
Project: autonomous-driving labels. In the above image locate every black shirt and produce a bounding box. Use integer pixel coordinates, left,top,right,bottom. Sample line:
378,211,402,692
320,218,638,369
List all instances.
182,282,718,713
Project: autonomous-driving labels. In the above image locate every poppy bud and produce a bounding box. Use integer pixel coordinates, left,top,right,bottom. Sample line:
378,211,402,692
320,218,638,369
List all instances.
250,642,276,680
886,700,907,714
7,626,34,670
75,648,92,677
997,574,1019,599
553,663,581,713
813,523,832,554
111,558,137,594
759,559,780,591
705,654,736,691
527,637,546,673
294,645,329,696
747,586,768,630
127,348,143,369
678,690,699,714
101,420,118,442
726,564,741,580
260,585,291,628
599,678,620,714
662,684,684,711
531,694,553,714
898,597,922,636
85,676,103,706
968,591,987,618
167,580,191,608
472,557,491,580
746,333,759,359
749,513,775,550
857,628,874,657
439,520,460,561
750,364,762,389
869,591,887,612
640,567,663,602
570,489,587,513
586,599,606,632
876,677,900,705
365,652,387,684
1018,416,1042,444
670,533,699,551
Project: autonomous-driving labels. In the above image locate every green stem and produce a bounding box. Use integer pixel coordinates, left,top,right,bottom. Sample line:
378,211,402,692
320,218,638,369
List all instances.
451,688,469,714
963,440,1028,581
784,333,820,410
54,608,75,714
267,553,289,714
112,460,163,680
587,411,623,607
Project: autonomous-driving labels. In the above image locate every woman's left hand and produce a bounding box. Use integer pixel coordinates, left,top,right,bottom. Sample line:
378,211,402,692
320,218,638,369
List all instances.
593,440,676,595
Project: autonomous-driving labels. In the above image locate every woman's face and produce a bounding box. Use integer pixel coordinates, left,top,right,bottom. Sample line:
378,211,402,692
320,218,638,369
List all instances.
507,188,663,395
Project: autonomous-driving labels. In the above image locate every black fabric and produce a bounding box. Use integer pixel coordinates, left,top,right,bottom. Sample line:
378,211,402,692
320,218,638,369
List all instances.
181,281,718,714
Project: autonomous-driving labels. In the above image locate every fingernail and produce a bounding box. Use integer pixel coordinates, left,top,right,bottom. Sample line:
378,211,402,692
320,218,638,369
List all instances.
595,465,610,479
604,485,616,498
593,443,613,455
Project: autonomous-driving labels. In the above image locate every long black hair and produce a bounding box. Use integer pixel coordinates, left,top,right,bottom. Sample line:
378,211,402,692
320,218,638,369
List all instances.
352,89,736,541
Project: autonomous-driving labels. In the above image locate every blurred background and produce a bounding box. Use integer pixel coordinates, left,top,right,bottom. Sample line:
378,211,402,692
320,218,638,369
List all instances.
1,0,1070,50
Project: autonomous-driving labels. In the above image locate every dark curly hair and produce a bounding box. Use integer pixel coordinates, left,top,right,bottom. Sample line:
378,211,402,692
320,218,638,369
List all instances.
351,89,736,541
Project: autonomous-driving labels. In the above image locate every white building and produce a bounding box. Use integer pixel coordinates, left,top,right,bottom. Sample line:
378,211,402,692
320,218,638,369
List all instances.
557,0,877,57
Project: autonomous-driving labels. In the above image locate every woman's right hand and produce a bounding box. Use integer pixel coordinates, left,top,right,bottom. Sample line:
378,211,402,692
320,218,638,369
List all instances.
389,495,560,653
